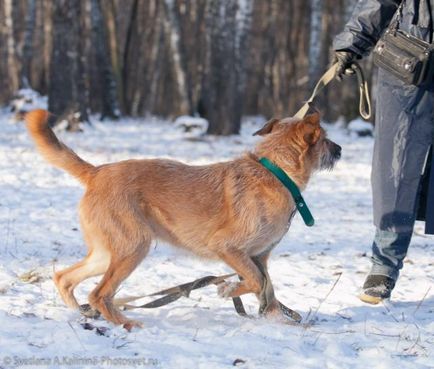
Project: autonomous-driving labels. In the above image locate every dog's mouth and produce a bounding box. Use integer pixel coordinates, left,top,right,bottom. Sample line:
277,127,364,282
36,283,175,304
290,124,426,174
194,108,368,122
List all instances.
320,140,342,170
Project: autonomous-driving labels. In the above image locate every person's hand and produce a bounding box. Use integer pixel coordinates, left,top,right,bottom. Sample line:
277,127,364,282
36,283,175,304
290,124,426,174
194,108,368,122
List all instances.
333,50,359,80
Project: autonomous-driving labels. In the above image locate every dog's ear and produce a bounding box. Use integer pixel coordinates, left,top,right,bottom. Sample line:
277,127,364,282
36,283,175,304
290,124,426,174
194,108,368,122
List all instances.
304,112,320,126
299,113,321,145
253,118,280,136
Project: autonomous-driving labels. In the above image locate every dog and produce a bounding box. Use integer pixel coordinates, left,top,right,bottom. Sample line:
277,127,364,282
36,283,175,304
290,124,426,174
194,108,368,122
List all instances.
25,109,341,329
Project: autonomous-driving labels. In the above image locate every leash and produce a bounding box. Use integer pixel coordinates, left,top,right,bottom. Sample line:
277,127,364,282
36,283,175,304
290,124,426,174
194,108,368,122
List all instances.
115,271,301,321
79,273,246,317
294,62,371,120
80,271,301,323
113,273,241,311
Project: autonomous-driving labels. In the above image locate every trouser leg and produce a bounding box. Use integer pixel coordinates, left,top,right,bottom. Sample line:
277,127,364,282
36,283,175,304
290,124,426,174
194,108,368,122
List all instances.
372,71,434,234
369,228,413,281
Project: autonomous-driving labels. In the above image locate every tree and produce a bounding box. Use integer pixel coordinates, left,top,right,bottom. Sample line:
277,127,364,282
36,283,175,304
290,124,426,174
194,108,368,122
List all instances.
163,0,190,115
48,0,89,129
202,0,253,135
20,0,37,88
3,0,19,97
90,0,120,120
308,0,324,89
122,0,166,116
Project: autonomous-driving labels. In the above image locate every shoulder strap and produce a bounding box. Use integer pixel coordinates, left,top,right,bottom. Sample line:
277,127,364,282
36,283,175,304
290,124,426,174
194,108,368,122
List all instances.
390,0,405,33
427,0,434,43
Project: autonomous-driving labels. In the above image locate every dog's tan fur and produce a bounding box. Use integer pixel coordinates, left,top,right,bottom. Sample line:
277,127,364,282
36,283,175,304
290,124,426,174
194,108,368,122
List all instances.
25,109,340,329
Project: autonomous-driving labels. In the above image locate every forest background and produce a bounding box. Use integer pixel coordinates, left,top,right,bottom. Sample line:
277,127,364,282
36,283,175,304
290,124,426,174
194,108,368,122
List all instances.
0,0,371,134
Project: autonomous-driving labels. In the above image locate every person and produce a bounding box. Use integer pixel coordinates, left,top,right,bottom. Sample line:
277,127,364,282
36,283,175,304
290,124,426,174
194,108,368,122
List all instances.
333,0,434,304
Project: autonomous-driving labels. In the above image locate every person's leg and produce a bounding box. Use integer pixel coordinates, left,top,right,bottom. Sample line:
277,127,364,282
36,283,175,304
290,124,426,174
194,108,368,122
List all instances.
370,228,413,281
359,229,413,304
361,69,433,304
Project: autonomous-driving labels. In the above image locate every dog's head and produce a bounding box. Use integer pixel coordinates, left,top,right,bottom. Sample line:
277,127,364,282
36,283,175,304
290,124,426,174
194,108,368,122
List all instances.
253,113,341,174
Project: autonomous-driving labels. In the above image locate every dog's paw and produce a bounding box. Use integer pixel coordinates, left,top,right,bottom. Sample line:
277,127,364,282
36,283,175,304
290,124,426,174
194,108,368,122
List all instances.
79,304,101,319
123,319,143,332
262,300,304,326
217,282,240,298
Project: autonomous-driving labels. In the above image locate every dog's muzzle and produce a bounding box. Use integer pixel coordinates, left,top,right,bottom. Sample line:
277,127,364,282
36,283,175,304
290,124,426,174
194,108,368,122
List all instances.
332,143,342,160
320,140,342,170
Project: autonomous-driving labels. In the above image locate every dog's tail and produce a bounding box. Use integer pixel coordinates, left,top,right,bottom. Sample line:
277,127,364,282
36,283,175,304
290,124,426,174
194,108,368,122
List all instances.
25,109,95,186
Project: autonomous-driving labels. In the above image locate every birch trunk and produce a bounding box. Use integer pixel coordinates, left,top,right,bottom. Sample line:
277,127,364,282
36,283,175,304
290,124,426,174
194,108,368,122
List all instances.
308,0,324,88
4,0,19,94
163,0,190,115
204,0,253,135
21,0,37,88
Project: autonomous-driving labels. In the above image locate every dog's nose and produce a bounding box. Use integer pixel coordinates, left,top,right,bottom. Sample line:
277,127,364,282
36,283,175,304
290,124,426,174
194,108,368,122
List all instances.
334,144,342,159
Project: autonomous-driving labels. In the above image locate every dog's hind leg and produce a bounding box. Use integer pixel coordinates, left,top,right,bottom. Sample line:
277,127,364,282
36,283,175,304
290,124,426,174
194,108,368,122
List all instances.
53,241,111,310
88,239,150,330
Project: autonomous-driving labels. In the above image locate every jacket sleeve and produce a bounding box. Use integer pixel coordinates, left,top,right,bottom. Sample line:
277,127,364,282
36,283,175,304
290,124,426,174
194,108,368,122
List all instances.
333,0,401,56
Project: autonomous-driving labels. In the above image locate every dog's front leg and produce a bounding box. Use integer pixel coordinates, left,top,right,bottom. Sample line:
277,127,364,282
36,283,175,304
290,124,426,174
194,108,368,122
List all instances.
216,248,264,298
252,252,302,323
251,252,280,312
217,249,282,314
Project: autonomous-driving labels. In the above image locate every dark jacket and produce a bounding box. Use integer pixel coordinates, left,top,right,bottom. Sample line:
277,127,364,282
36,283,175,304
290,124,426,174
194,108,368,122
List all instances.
334,0,434,234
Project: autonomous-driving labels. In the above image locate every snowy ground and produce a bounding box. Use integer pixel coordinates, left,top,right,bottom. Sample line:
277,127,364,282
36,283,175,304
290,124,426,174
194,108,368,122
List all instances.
0,110,433,369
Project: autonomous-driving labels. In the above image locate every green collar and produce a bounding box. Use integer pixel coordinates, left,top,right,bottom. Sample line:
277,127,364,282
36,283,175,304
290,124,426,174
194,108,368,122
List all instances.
259,157,314,227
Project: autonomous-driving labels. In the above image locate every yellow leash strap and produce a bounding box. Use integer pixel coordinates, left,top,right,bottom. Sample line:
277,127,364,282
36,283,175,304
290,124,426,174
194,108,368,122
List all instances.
110,273,237,310
294,62,371,120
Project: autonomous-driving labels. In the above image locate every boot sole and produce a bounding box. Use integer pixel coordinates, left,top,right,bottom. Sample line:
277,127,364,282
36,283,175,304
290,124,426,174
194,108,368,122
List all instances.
358,293,383,305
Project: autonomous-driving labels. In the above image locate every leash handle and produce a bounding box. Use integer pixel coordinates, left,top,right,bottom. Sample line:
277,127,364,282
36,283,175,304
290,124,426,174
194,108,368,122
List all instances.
351,63,372,120
294,62,371,120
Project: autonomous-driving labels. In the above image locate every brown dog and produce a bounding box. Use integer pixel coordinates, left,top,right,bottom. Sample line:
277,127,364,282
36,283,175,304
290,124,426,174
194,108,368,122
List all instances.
25,109,341,329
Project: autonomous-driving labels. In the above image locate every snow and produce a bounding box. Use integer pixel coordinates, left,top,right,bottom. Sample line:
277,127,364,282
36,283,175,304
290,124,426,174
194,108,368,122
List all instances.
9,88,47,113
173,115,208,137
0,111,433,369
347,118,374,136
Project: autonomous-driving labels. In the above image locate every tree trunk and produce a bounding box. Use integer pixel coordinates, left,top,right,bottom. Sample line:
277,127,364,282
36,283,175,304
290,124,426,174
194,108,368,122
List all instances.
308,0,324,89
4,0,19,96
101,0,124,114
48,0,89,129
203,0,253,135
42,0,54,95
20,0,37,89
163,0,190,115
90,0,120,120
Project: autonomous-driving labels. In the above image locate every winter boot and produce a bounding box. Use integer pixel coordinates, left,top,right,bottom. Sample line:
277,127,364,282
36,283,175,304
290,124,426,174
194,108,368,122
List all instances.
359,275,395,304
